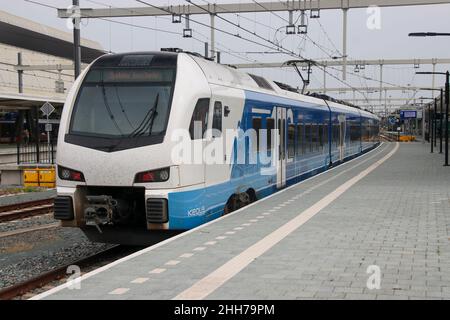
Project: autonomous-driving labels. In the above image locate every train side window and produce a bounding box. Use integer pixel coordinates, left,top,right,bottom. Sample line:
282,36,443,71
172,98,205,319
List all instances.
266,118,274,152
312,124,318,152
288,124,295,158
305,124,312,153
252,117,262,152
333,124,339,147
212,101,222,137
319,124,324,149
189,98,210,140
296,124,303,156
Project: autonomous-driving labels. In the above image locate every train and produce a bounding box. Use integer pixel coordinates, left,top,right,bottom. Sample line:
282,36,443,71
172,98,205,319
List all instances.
53,50,380,244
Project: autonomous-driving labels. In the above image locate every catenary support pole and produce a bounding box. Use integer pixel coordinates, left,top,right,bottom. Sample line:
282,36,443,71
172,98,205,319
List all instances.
73,0,81,79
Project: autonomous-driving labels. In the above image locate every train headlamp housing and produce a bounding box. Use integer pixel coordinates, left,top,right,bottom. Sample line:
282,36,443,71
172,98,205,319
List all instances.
135,167,170,183
58,165,85,182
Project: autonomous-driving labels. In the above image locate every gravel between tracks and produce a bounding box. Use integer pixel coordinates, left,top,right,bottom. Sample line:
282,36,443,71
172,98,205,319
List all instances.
0,214,56,234
0,218,113,290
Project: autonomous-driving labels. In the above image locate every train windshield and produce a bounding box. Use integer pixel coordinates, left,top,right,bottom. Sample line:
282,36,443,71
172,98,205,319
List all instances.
70,68,175,139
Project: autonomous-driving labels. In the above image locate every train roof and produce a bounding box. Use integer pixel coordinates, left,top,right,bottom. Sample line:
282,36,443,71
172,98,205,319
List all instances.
181,52,378,120
91,50,379,120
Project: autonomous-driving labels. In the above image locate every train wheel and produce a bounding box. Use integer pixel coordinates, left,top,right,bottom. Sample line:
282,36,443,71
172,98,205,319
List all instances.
223,191,254,216
223,196,235,216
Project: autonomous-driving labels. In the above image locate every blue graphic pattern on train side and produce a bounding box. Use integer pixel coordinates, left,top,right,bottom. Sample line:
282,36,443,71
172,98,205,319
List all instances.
167,90,379,229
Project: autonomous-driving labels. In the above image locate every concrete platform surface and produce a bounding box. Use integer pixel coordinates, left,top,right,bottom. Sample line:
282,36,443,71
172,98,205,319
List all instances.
33,142,450,300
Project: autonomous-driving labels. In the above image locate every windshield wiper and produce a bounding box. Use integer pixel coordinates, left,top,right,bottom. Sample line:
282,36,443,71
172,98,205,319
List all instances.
128,93,159,138
146,93,160,137
100,79,123,136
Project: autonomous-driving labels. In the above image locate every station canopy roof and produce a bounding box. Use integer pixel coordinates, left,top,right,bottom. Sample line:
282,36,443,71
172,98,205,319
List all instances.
0,93,65,110
0,10,104,63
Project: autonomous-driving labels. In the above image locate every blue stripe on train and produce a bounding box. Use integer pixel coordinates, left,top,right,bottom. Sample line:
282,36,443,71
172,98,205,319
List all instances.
167,90,379,229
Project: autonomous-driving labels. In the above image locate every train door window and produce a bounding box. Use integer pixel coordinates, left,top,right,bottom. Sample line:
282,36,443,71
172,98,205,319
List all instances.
189,98,210,140
252,117,262,152
288,124,295,158
212,101,222,137
266,118,274,153
322,124,328,147
278,119,286,160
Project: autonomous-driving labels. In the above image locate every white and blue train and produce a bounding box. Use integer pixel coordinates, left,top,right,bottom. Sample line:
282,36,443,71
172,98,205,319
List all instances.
54,51,380,244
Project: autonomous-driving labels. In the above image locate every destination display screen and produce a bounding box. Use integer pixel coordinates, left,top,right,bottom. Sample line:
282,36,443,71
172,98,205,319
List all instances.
400,110,417,119
85,68,175,83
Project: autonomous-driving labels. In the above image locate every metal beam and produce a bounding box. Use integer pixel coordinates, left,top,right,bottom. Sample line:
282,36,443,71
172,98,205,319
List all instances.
344,98,416,102
358,104,424,108
233,58,450,69
13,64,76,71
57,1,450,18
307,86,443,93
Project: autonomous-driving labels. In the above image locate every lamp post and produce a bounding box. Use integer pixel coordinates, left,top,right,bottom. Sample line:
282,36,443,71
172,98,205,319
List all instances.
416,72,450,166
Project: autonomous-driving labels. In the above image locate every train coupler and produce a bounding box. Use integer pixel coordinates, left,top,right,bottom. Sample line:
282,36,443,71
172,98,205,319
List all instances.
84,195,118,234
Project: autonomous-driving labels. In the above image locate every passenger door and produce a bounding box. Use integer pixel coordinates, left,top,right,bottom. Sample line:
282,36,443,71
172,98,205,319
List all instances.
276,107,287,188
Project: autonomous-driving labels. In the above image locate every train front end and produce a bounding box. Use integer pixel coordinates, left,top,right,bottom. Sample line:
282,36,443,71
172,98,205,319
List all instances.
53,51,211,244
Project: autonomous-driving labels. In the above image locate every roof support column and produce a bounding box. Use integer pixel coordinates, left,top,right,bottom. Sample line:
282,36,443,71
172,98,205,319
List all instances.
210,13,215,61
73,0,81,79
342,7,348,80
379,64,383,107
384,89,387,119
17,52,23,94
431,61,436,99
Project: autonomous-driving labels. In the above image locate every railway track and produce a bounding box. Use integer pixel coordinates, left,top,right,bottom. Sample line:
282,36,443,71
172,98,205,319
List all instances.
0,198,54,223
0,245,139,300
379,133,397,142
0,223,59,238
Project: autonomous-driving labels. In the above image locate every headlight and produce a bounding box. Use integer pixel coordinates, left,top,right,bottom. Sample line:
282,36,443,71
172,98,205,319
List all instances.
134,167,170,183
57,165,85,182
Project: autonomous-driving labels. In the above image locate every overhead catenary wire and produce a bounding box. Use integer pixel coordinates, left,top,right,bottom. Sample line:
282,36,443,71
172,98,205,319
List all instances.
23,0,423,110
177,0,373,106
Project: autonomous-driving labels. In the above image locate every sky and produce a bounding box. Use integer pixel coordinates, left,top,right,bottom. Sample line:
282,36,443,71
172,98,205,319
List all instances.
2,0,450,112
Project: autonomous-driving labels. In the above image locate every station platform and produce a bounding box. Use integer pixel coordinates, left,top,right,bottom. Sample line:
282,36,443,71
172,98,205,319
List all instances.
33,142,450,300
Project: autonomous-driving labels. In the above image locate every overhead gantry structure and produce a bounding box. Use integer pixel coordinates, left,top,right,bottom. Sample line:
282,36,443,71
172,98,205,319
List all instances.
234,58,450,100
58,0,450,80
57,0,450,113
